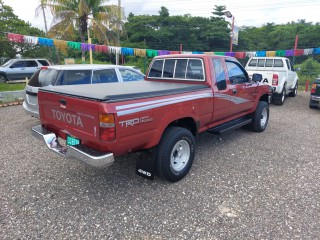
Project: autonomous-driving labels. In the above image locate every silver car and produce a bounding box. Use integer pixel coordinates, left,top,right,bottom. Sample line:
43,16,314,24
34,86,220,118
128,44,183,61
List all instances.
0,59,50,83
23,64,145,118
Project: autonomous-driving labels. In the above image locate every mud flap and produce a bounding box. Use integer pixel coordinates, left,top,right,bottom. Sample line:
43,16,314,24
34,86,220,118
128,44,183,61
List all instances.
136,149,156,180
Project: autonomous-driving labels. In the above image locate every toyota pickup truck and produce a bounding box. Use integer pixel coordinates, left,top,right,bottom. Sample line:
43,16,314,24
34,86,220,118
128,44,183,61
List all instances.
32,54,271,182
245,57,299,105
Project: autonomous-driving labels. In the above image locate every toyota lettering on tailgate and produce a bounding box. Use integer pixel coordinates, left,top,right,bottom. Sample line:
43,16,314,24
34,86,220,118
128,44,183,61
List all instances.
51,109,83,127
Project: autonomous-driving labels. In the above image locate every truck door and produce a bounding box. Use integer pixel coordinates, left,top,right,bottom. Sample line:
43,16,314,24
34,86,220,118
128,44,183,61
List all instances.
285,59,295,89
7,60,27,80
226,60,256,115
211,58,233,122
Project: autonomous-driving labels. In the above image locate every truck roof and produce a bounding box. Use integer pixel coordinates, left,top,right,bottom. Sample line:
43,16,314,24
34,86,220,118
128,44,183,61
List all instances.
153,54,231,59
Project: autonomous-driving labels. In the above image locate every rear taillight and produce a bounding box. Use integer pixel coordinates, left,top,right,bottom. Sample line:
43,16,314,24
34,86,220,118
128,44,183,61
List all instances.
311,83,317,94
41,66,48,70
272,74,278,86
99,113,116,141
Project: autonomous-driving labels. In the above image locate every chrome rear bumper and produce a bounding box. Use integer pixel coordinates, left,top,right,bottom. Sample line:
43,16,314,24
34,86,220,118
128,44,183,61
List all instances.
32,125,114,168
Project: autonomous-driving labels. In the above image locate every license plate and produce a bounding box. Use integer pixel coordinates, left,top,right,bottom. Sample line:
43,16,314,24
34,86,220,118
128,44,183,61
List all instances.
66,135,80,146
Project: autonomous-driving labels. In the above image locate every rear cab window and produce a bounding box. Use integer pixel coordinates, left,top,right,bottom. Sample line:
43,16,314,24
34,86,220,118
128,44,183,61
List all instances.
248,58,284,68
148,58,205,81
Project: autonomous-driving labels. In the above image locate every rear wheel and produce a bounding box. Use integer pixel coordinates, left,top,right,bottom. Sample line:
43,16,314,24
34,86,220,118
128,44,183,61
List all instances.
289,82,298,97
156,127,195,182
0,74,7,83
273,85,286,105
249,101,269,132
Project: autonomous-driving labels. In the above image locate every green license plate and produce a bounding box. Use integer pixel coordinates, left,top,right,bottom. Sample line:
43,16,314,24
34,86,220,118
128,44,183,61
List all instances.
66,135,80,146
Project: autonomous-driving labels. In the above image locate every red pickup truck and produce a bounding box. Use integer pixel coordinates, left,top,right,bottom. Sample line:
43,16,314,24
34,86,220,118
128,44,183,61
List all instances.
32,54,271,182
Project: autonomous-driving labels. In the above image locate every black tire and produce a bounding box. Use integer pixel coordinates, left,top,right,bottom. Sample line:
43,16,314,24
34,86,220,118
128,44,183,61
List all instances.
156,126,195,182
309,104,317,109
273,85,286,105
0,74,7,83
289,82,298,97
249,101,269,132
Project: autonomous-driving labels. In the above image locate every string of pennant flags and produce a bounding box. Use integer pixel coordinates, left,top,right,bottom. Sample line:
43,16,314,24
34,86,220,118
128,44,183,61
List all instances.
6,32,320,59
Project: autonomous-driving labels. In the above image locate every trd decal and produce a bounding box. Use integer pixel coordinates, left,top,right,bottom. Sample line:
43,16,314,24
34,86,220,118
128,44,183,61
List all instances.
119,116,153,127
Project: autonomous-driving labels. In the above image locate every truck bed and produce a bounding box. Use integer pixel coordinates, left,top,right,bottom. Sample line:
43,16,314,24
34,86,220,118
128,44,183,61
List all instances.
40,81,210,102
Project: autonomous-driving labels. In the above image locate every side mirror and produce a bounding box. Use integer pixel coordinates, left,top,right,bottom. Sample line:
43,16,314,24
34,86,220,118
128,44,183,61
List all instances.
217,80,227,90
252,73,262,82
295,67,300,71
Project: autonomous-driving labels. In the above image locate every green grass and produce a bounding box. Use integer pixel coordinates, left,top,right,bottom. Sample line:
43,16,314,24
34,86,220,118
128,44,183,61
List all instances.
0,83,26,92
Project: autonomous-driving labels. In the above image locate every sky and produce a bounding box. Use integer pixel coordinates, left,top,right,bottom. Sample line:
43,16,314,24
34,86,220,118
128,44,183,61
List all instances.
2,0,320,31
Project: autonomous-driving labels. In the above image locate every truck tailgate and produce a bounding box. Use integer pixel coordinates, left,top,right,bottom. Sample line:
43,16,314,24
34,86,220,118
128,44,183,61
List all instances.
38,90,100,141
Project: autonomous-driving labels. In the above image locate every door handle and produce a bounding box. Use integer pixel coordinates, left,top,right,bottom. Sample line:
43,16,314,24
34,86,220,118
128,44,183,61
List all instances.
232,89,237,94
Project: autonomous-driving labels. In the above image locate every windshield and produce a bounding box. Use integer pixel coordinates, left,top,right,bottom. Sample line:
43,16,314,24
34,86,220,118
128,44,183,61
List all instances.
1,59,14,67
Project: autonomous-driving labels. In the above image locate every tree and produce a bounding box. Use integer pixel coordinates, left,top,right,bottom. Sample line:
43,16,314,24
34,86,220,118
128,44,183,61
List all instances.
159,6,169,18
43,0,122,45
35,0,50,34
211,5,227,21
0,0,47,59
205,5,229,51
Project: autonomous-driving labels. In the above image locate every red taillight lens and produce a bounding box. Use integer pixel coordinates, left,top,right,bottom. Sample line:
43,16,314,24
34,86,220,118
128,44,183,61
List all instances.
272,74,278,86
41,66,48,70
99,113,116,141
311,84,317,94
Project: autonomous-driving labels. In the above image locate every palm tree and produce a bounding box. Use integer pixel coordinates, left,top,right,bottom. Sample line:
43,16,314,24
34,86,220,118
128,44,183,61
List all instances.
35,0,49,34
43,0,123,59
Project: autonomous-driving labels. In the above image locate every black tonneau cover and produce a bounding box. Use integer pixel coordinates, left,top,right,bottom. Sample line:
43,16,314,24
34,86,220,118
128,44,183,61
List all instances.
40,81,210,102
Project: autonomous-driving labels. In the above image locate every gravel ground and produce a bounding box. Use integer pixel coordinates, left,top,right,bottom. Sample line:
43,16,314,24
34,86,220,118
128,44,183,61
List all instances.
1,91,319,239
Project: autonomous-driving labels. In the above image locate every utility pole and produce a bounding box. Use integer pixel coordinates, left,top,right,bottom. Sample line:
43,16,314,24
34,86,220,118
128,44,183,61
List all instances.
116,0,121,65
87,19,93,64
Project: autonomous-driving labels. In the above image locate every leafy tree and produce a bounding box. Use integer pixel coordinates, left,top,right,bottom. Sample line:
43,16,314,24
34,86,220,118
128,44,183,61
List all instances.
43,0,122,45
159,6,169,18
211,5,227,20
0,0,47,59
205,5,229,51
300,58,319,77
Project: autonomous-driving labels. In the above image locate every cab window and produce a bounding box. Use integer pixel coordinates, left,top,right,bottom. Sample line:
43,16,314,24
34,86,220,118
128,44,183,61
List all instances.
226,61,249,84
149,60,163,78
212,58,226,90
248,59,257,67
265,59,273,67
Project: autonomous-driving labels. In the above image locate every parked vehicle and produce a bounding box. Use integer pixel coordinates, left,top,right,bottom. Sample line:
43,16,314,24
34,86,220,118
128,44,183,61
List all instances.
0,58,50,83
32,54,271,182
309,78,320,109
23,64,145,118
245,57,299,105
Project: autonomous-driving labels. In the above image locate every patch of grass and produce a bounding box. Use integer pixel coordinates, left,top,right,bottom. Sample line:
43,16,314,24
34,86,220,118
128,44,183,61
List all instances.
0,83,26,92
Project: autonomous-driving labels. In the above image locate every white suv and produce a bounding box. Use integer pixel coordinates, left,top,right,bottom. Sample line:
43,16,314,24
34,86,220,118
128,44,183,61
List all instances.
245,57,299,105
23,64,145,118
